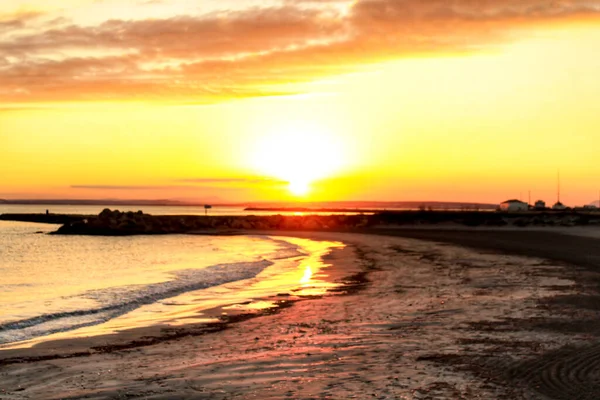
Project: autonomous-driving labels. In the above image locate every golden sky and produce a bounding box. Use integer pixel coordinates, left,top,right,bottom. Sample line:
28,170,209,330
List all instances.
1,0,600,204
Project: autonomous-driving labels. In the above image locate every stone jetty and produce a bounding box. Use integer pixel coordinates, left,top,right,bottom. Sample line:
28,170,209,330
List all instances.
44,209,600,236
52,209,372,235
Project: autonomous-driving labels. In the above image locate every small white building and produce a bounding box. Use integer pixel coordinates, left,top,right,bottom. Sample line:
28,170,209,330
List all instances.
500,199,529,212
552,202,567,210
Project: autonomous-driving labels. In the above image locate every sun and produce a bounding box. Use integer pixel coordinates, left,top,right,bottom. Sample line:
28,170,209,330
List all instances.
288,179,310,196
251,121,344,197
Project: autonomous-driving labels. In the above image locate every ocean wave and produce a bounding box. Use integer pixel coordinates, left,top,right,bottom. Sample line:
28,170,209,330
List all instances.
0,259,273,344
264,237,308,260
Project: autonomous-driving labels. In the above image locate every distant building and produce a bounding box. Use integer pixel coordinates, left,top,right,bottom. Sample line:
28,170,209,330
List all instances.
500,199,529,212
584,204,598,210
534,200,546,210
552,202,567,210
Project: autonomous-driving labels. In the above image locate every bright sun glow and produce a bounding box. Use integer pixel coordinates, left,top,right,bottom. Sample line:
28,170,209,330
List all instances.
289,180,310,196
251,121,344,197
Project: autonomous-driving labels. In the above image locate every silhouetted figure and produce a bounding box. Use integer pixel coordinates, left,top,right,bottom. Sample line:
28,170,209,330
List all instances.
46,209,49,215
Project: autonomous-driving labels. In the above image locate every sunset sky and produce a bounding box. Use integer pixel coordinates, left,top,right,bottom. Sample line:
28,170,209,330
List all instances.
1,0,600,205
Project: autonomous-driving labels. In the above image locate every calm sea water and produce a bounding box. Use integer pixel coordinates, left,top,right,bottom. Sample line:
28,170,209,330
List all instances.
0,204,366,216
0,219,340,347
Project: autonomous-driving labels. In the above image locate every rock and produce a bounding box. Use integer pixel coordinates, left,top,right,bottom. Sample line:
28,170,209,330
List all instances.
99,208,114,219
302,218,321,230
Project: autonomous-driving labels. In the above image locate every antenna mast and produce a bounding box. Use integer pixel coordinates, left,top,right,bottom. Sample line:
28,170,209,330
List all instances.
557,169,560,203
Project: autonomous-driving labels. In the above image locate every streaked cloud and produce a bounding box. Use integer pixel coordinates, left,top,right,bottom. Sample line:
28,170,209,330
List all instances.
0,105,48,112
174,177,288,185
71,185,190,190
71,178,288,191
1,0,599,103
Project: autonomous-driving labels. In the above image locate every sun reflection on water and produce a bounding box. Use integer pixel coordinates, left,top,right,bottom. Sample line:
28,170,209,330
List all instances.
300,265,313,284
1,237,346,350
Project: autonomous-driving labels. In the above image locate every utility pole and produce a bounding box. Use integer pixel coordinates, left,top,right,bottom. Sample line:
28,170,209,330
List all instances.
557,169,561,204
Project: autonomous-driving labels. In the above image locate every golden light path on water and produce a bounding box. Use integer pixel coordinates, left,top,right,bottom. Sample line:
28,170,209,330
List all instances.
300,265,313,285
1,237,344,350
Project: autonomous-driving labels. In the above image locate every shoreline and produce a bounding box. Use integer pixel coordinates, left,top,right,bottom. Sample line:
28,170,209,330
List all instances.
0,234,365,360
2,230,600,398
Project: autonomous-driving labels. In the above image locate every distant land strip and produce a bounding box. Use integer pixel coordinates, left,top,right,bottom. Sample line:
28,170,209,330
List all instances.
0,214,91,225
243,207,496,213
0,199,498,210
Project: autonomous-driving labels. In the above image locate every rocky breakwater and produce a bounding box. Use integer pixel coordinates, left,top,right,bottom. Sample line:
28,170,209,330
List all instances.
51,209,600,236
52,209,373,236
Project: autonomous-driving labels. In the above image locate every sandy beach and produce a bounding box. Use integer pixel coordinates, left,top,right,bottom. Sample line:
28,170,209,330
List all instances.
2,229,600,399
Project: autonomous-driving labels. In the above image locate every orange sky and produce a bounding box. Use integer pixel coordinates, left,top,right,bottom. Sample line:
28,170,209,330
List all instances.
1,1,600,205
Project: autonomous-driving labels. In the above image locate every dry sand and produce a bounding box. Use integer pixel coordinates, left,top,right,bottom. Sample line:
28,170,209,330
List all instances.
2,230,600,399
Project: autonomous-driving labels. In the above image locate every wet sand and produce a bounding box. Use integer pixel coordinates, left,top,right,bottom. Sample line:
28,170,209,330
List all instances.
367,227,600,269
2,230,600,399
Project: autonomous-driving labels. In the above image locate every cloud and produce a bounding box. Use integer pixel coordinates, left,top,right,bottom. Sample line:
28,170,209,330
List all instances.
70,184,241,193
71,185,190,190
1,0,599,103
0,105,49,112
71,178,288,191
0,7,344,57
175,177,289,185
138,0,166,4
0,10,45,33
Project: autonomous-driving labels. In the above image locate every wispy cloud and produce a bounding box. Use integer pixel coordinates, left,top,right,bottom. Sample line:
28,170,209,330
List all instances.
71,185,190,190
1,0,599,103
174,177,288,185
0,106,48,113
71,177,288,191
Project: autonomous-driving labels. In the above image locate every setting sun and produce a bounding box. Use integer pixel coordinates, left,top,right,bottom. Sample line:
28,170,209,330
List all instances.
288,180,310,196
250,121,345,197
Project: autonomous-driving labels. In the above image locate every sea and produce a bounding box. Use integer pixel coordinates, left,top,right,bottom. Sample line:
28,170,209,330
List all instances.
0,205,344,348
0,204,368,217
